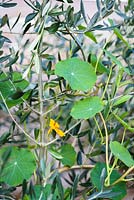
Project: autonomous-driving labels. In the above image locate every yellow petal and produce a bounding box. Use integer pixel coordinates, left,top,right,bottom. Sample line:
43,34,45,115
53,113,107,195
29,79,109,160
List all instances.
48,128,52,135
49,119,60,129
55,128,65,137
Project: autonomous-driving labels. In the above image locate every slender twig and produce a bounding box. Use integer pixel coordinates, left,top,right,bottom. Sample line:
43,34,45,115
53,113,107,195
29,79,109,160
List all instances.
123,178,134,182
37,0,50,178
101,65,113,100
105,157,118,184
43,164,94,185
58,164,94,173
41,138,58,147
83,141,96,165
93,116,104,144
121,128,126,144
95,32,114,72
23,100,40,115
65,120,82,134
3,31,36,35
42,103,59,117
0,92,39,145
66,27,86,61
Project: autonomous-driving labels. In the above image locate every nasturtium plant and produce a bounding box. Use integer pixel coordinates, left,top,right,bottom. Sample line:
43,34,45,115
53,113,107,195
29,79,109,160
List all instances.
55,58,97,91
0,147,36,186
110,141,134,167
71,96,103,119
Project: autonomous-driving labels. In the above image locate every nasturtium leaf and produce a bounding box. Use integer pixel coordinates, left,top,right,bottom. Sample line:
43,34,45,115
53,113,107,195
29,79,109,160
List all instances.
0,72,29,98
110,141,134,167
55,58,97,91
90,162,127,200
6,90,31,108
71,96,103,119
0,147,36,186
60,144,76,167
0,72,29,107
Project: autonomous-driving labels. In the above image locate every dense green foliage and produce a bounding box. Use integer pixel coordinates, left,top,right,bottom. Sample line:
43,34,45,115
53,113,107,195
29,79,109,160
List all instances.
0,0,134,199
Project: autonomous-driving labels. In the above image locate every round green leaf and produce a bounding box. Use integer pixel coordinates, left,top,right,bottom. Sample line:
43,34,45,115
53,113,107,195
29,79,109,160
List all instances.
55,58,96,91
0,72,29,108
60,144,76,167
71,96,103,119
0,147,36,186
110,141,134,167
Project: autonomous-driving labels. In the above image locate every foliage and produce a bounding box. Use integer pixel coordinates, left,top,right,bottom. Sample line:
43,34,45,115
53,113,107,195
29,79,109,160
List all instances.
0,0,134,199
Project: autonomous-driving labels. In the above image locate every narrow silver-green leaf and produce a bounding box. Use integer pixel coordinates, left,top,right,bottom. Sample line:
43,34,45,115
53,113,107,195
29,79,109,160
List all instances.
113,95,132,106
80,0,87,24
48,149,63,160
104,50,123,69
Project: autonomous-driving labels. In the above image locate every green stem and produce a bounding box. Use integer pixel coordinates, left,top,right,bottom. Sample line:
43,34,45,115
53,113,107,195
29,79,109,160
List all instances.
111,166,134,186
99,112,110,186
105,157,118,184
113,113,134,132
94,116,104,144
121,129,126,144
95,33,114,72
123,178,134,182
101,65,113,100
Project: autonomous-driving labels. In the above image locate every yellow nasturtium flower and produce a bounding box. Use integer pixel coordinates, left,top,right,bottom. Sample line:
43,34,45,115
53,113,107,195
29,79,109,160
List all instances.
48,119,65,137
